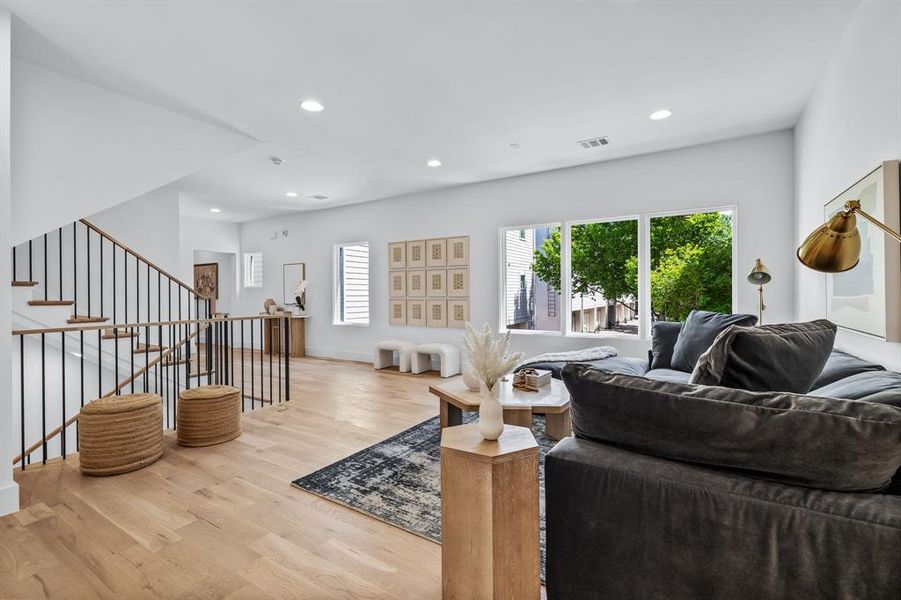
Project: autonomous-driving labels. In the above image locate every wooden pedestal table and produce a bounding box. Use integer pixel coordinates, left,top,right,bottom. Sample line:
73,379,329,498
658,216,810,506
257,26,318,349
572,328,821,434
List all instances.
261,314,308,357
440,423,540,600
430,377,572,440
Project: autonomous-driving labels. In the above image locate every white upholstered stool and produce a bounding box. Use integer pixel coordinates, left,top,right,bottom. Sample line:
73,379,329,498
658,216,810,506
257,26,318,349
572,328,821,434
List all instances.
374,340,417,372
411,343,461,377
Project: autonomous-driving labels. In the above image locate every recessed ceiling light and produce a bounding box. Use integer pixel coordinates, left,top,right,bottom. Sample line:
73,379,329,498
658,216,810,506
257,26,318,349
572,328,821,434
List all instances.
210,208,222,213
426,159,442,167
649,109,673,121
300,99,324,112
285,191,299,198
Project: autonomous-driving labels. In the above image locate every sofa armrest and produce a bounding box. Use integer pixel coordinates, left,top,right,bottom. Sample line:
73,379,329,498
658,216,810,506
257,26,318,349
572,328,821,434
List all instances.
546,437,901,600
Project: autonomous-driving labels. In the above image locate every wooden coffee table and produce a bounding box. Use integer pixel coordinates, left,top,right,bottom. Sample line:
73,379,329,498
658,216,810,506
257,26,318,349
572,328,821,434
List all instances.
429,377,572,440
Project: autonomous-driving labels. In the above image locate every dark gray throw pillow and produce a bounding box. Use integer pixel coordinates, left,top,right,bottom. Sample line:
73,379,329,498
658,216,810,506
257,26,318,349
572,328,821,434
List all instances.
561,365,901,492
690,320,837,393
811,349,886,389
650,321,682,369
669,310,757,372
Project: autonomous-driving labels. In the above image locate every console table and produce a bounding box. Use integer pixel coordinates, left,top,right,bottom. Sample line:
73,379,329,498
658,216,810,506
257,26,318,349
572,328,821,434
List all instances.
440,423,540,599
261,314,308,357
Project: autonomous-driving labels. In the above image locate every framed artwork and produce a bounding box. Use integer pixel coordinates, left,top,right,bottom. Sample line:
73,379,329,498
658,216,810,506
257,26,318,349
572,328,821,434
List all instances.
426,238,447,267
282,262,306,306
447,236,470,266
194,263,218,300
427,269,447,297
388,242,406,269
407,270,426,297
407,299,426,326
447,267,469,297
406,240,426,268
389,270,406,298
389,299,406,325
427,299,447,327
825,161,901,341
448,299,469,328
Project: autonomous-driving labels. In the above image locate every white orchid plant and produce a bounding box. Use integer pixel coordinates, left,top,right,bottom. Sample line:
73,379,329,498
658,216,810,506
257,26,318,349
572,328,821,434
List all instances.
461,322,524,391
293,280,307,311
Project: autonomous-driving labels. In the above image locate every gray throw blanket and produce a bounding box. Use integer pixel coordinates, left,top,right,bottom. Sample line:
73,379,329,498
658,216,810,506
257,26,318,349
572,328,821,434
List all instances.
517,346,618,369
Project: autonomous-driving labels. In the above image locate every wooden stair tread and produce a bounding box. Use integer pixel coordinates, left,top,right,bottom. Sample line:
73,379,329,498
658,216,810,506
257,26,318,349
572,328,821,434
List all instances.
160,358,190,367
11,280,38,287
28,299,75,306
101,331,138,340
134,344,166,354
67,316,109,324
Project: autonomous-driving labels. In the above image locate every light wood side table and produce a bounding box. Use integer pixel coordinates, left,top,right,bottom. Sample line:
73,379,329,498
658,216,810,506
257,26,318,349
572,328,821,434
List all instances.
440,423,540,600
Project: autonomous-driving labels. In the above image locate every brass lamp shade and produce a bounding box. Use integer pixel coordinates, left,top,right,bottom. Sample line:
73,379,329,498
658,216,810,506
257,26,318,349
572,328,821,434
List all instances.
797,205,861,273
747,258,771,285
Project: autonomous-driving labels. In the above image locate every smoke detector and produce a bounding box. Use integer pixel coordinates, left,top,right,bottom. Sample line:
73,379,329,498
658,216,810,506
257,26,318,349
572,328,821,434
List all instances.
576,136,609,149
270,156,285,166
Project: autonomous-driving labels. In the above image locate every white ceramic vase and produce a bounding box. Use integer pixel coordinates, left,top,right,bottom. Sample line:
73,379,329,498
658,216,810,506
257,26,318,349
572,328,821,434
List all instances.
478,383,504,441
462,366,481,392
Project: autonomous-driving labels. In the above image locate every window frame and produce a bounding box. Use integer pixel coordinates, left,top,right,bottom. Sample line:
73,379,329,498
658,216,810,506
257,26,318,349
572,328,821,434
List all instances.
497,205,738,341
332,241,371,327
243,252,263,289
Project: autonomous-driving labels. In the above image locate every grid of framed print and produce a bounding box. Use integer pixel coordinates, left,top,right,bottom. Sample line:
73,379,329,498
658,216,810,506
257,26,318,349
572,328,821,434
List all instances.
389,236,469,327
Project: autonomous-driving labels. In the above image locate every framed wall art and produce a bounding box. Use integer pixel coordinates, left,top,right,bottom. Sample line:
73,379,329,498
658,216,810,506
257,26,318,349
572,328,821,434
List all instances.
407,299,426,326
427,299,447,328
389,270,406,298
388,242,406,269
389,299,406,326
825,161,901,341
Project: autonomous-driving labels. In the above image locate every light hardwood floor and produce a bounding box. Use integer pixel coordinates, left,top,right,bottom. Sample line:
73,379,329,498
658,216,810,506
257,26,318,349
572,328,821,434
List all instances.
1,358,462,599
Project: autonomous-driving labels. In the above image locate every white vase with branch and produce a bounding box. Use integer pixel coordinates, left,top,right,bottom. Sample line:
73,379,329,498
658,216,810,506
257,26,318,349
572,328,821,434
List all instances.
461,323,524,440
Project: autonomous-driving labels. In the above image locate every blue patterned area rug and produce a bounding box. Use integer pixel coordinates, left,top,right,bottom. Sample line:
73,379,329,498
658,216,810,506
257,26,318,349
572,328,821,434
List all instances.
292,413,554,579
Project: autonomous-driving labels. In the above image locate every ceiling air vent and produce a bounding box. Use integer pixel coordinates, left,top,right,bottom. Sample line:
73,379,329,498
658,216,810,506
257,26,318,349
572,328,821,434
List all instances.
307,194,329,201
577,136,609,149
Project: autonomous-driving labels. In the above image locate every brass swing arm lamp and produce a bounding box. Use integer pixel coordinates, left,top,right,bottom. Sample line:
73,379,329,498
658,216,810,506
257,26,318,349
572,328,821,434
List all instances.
797,200,901,273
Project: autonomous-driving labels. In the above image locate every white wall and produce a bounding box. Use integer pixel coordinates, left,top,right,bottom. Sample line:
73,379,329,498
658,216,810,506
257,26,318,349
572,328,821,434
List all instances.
10,58,257,244
794,0,901,371
238,130,796,362
0,9,19,517
179,215,242,291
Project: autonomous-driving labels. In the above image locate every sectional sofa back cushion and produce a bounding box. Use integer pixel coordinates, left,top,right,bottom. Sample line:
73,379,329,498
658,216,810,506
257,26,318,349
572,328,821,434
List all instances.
811,370,901,403
690,320,837,393
649,321,682,369
669,310,757,372
811,349,887,389
561,365,901,492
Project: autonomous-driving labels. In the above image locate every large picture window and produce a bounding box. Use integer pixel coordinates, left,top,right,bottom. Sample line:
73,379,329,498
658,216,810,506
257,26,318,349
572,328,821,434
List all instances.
649,210,734,322
500,206,735,338
334,242,370,325
501,224,561,332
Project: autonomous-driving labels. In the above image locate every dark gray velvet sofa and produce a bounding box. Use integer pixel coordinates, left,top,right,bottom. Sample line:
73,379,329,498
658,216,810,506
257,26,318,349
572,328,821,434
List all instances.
542,322,901,600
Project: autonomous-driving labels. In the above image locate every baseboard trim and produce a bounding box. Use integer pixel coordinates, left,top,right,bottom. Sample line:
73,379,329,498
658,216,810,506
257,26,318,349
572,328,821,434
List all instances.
306,347,373,363
0,480,19,517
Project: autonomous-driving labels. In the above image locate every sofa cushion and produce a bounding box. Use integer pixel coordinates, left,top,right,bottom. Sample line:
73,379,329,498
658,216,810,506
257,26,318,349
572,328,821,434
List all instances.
650,321,682,369
689,320,836,393
812,349,886,389
859,389,901,408
561,365,901,492
811,370,901,400
670,310,757,372
515,356,649,379
644,368,692,384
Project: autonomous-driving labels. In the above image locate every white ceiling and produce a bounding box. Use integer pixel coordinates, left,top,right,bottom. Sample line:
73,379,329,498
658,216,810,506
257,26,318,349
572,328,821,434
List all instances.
6,0,859,223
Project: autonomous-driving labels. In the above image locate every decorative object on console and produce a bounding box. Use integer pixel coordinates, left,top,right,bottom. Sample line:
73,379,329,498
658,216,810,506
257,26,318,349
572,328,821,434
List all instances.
263,298,277,315
282,262,307,311
746,258,771,324
293,279,307,313
514,368,552,391
388,236,469,328
797,160,900,341
461,322,524,440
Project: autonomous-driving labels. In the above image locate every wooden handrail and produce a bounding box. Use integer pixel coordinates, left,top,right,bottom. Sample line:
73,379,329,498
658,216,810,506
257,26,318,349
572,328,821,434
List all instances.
80,218,198,295
12,313,292,336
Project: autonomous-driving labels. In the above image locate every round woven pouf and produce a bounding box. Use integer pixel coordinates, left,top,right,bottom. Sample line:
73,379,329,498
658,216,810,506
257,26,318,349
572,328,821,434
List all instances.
177,385,242,447
79,393,163,476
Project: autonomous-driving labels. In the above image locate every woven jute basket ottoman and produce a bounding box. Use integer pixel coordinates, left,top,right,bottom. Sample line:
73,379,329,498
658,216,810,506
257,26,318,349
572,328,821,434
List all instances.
177,385,242,447
79,393,163,476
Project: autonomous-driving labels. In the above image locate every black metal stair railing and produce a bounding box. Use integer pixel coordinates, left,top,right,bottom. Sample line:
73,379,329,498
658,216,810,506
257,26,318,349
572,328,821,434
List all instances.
12,314,292,469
